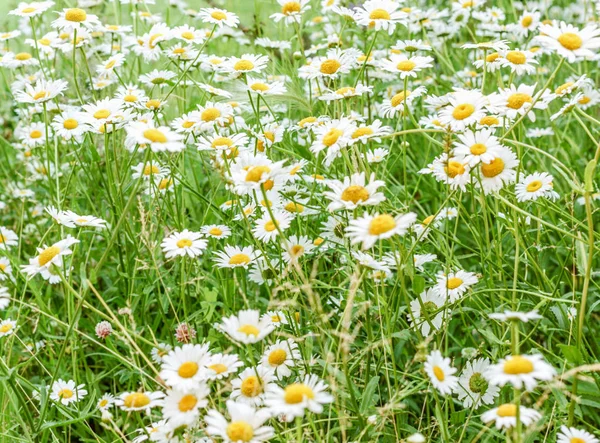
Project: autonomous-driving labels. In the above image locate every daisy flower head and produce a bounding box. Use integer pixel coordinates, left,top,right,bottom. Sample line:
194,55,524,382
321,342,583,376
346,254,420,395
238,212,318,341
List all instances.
51,111,86,142
0,258,13,281
228,153,287,195
0,227,19,250
454,358,500,409
557,426,599,443
429,154,472,191
201,224,232,239
354,0,407,34
198,8,239,28
10,1,55,18
346,211,417,250
161,230,208,259
22,236,79,280
324,172,386,211
270,0,311,24
310,117,354,165
305,48,358,80
511,10,540,37
378,53,434,79
52,8,101,32
434,269,478,302
205,400,274,443
484,354,556,391
253,211,292,243
0,318,17,337
379,86,426,118
162,384,210,428
481,404,541,430
201,353,244,380
282,235,315,263
367,147,389,163
50,379,87,406
196,101,234,132
160,343,211,390
139,69,177,88
319,83,373,102
409,288,447,336
438,89,487,131
536,21,600,63
453,128,504,166
515,172,559,202
224,54,269,76
246,77,287,96
116,391,165,413
495,83,553,121
125,121,185,153
489,310,543,323
498,49,538,76
424,350,458,395
265,374,333,420
231,366,275,406
97,393,115,411
217,309,275,344
478,146,519,194
14,79,68,104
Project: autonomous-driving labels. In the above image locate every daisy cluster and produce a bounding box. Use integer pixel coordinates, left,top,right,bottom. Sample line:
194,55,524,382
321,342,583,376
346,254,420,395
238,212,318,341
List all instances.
0,0,599,441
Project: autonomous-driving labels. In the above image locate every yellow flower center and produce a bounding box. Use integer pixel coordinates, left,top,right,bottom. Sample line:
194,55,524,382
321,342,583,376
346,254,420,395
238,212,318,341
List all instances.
503,355,534,374
282,2,301,15
39,246,60,266
486,52,500,62
284,383,315,404
229,253,251,265
176,238,193,248
452,103,475,120
238,324,260,336
521,15,533,27
123,94,137,103
341,185,370,204
290,245,304,256
33,90,49,100
251,82,270,92
234,60,255,71
178,361,199,378
506,51,526,65
433,366,445,381
65,8,87,22
352,127,374,138
15,52,32,61
63,119,79,129
480,115,499,126
571,438,586,443
285,202,304,213
264,220,278,232
396,60,416,71
579,96,591,105
209,363,227,374
173,47,186,54
143,165,159,175
445,161,465,178
336,86,356,95
268,349,287,366
322,128,343,147
391,91,410,107
201,107,221,122
93,109,111,119
240,375,262,397
496,404,517,417
208,227,223,236
245,165,271,182
58,388,74,399
320,59,341,75
30,130,42,139
22,7,37,13
98,399,108,407
558,32,583,50
298,116,317,127
368,214,396,235
146,99,161,109
446,277,463,289
0,323,12,333
369,8,391,20
178,394,198,412
526,180,543,192
159,178,173,190
467,143,487,155
210,11,227,21
123,393,151,408
143,129,167,143
226,421,254,442
481,157,505,178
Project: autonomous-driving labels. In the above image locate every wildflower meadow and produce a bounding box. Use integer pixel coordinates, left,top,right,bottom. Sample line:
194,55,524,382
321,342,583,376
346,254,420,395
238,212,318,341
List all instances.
2,0,600,441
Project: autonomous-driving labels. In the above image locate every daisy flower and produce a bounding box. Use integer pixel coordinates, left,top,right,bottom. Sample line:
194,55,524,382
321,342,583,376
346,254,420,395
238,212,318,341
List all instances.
379,86,427,117
438,89,487,131
495,83,553,121
498,49,537,76
10,1,54,18
22,236,79,280
270,0,311,24
201,224,232,239
346,212,417,249
536,21,600,63
304,48,358,80
454,358,500,409
160,343,211,390
231,366,276,406
116,391,165,413
151,343,173,364
14,79,68,104
196,101,234,131
0,227,19,250
489,310,543,322
131,162,168,180
478,146,519,194
378,53,434,79
453,129,504,167
557,426,599,443
224,54,269,76
0,318,17,337
424,350,458,395
161,230,208,259
282,235,315,263
52,8,101,32
484,354,556,391
139,69,177,88
434,269,478,302
324,172,386,211
253,211,292,243
0,258,13,281
246,77,287,96
217,309,275,344
409,288,447,336
201,353,244,380
51,112,86,142
50,379,87,406
515,172,559,202
366,147,389,163
481,404,541,429
162,385,210,428
125,121,185,153
97,393,115,411
354,0,406,34
265,374,333,420
310,118,354,165
198,8,239,28
205,400,274,443
511,10,540,36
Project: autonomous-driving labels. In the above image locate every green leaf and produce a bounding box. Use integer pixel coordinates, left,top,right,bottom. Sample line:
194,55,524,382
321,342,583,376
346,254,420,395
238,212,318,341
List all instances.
360,376,380,415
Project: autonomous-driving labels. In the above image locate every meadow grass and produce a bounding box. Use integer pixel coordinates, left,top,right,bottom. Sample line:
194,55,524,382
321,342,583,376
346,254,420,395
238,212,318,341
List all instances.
0,0,599,443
